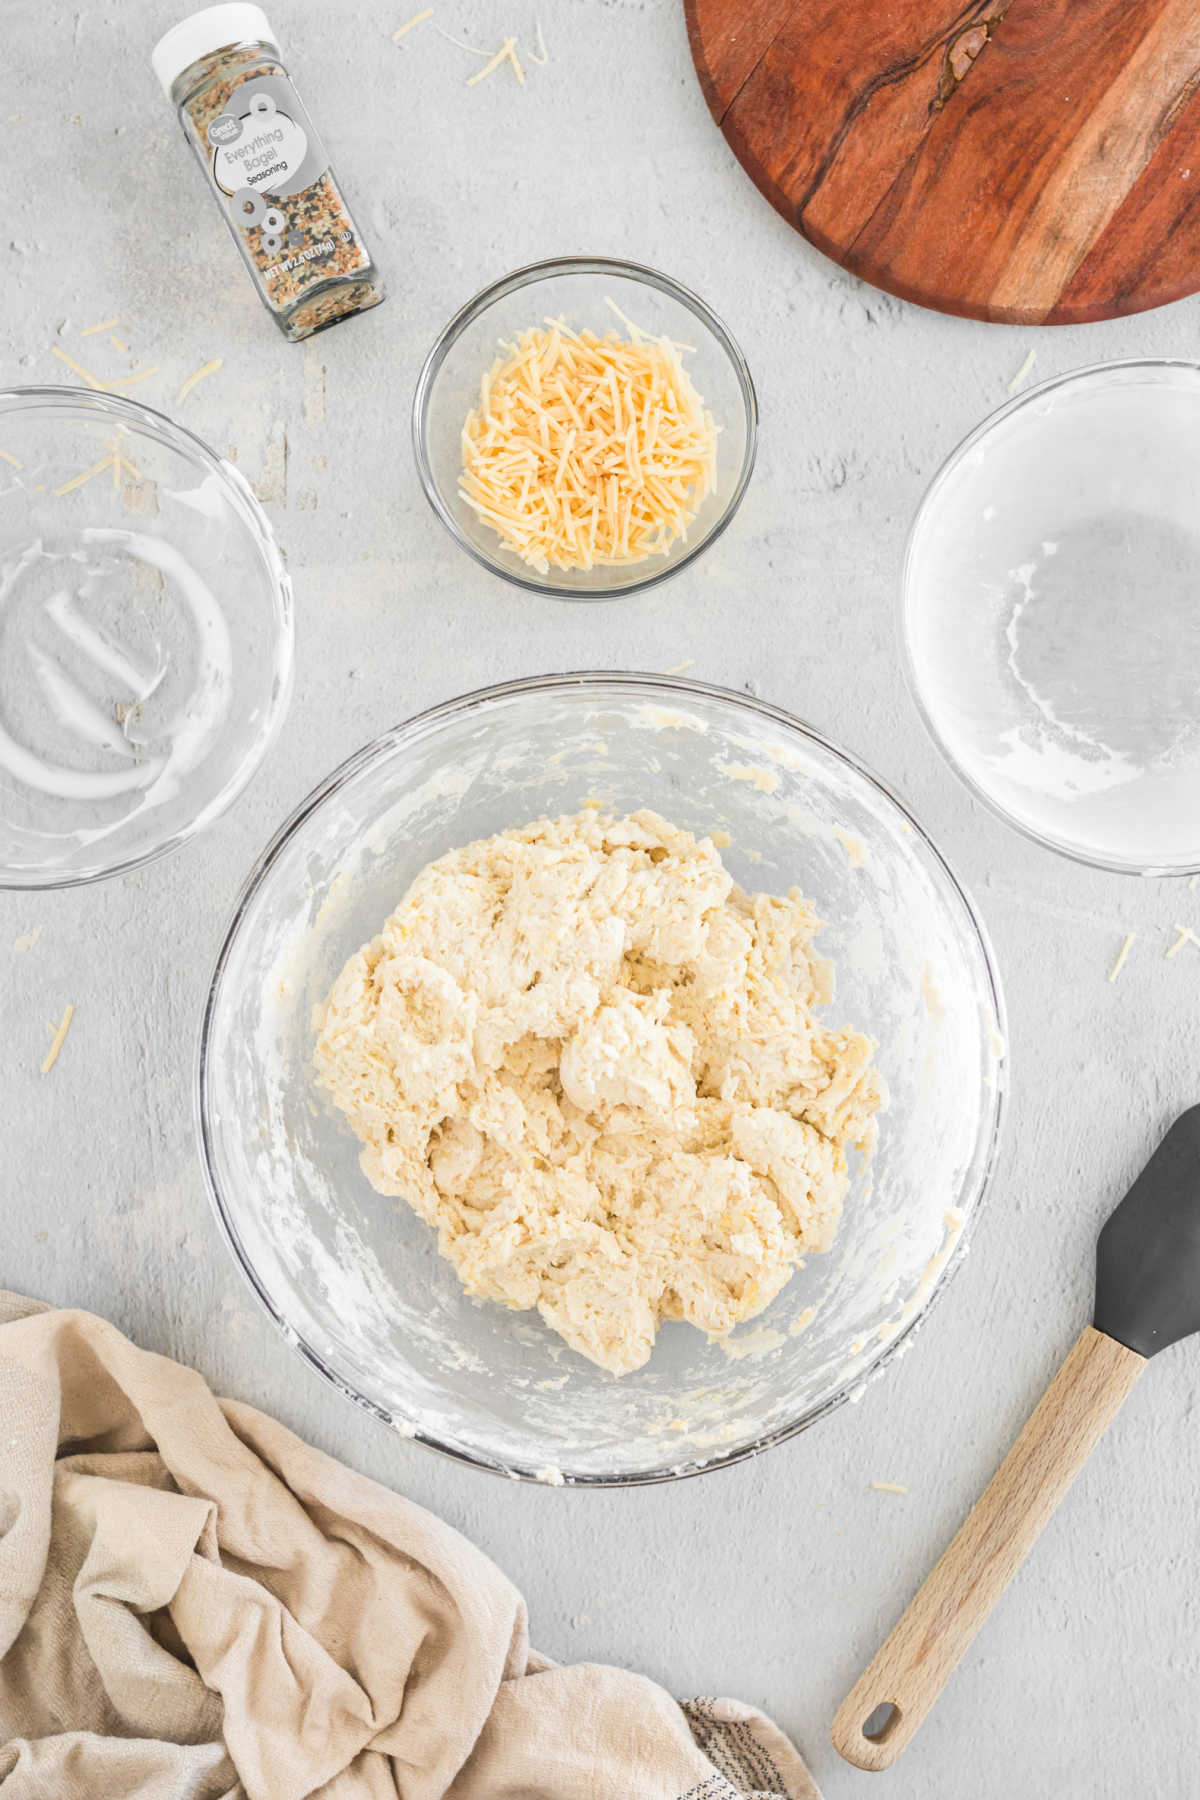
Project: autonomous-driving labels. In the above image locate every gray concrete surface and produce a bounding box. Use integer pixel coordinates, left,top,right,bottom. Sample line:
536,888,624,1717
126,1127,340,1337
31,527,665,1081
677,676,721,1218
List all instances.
3,4,1199,1795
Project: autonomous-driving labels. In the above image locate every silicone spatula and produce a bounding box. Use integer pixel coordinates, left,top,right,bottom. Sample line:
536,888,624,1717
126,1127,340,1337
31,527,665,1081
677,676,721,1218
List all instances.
832,1105,1200,1772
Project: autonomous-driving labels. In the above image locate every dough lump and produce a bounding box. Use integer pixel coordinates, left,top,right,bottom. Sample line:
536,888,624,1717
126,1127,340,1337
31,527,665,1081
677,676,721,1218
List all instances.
315,810,886,1374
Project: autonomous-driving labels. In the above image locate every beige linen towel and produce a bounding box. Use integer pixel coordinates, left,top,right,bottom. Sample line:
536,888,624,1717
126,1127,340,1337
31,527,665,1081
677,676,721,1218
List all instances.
0,1294,819,1800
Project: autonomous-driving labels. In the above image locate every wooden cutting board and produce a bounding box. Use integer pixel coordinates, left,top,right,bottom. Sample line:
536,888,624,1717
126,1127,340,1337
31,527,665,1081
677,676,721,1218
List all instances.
684,0,1200,325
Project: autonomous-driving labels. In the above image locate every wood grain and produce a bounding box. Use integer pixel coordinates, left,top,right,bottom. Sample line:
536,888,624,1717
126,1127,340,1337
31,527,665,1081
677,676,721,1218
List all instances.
830,1327,1145,1771
684,0,1200,324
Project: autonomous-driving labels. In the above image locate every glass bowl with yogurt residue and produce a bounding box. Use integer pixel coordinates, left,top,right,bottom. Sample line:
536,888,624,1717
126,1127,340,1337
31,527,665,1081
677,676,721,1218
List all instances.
903,360,1200,875
199,672,1006,1486
0,387,293,887
412,256,757,601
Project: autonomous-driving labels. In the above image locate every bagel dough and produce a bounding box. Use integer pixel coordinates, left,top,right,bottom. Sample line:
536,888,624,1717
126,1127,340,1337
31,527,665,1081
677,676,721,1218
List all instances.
314,810,885,1374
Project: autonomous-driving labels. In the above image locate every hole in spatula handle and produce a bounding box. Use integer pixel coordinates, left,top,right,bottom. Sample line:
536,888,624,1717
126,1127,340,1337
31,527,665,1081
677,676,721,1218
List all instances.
862,1701,901,1743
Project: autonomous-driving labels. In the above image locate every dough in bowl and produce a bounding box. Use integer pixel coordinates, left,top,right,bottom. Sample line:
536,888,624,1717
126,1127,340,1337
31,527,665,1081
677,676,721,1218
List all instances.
314,810,885,1373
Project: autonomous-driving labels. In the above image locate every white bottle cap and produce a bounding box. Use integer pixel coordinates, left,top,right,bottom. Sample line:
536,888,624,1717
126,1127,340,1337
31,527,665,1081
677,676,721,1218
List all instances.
151,3,275,96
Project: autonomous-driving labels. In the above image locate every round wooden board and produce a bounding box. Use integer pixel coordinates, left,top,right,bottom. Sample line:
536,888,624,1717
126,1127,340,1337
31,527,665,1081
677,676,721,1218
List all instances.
684,0,1200,326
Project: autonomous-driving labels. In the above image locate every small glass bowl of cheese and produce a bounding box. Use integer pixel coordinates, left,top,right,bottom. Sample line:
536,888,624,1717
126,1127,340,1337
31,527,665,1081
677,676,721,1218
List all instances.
412,257,758,600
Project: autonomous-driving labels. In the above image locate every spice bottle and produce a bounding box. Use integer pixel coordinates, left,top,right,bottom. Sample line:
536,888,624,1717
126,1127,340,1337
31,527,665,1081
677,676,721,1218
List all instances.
152,3,384,341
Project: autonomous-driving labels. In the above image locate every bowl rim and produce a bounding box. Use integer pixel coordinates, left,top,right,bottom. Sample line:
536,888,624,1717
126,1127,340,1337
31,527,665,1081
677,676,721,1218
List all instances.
410,255,759,602
197,669,1008,1486
899,356,1200,878
0,383,295,891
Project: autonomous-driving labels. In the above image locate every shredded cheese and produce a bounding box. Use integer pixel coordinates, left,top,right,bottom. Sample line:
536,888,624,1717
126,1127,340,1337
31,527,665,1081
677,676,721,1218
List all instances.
393,7,433,40
51,343,158,394
110,334,129,354
102,365,159,391
1007,348,1037,394
41,1003,75,1075
459,318,718,573
662,658,695,675
54,455,115,496
1165,924,1200,960
0,449,22,469
80,316,120,336
528,17,548,63
871,1481,909,1495
54,435,140,497
105,434,141,482
176,357,223,403
1108,932,1135,982
51,345,105,389
466,37,520,85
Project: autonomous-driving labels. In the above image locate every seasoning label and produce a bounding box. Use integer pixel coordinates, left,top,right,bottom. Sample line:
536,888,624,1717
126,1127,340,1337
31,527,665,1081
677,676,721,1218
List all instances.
179,45,383,339
206,76,327,199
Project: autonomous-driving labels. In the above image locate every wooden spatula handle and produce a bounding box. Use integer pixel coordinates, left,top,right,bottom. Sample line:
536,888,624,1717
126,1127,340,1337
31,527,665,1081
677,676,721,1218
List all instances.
831,1326,1145,1771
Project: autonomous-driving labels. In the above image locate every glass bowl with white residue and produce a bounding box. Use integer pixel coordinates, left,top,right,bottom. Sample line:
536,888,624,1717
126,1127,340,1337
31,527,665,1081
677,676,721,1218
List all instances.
200,674,1005,1486
903,360,1200,875
0,387,293,887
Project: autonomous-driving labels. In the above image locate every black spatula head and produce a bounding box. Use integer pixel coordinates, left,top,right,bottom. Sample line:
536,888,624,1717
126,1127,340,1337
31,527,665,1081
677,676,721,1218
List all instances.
1094,1105,1200,1359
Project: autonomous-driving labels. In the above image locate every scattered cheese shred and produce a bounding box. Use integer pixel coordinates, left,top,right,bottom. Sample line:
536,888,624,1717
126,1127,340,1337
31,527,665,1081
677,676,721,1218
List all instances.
54,435,140,497
110,334,129,354
459,318,718,573
40,1003,75,1075
871,1481,909,1495
51,345,105,389
54,455,115,496
102,365,160,391
1108,932,1135,982
105,434,142,482
1007,348,1037,394
436,22,543,77
51,344,159,395
0,449,23,469
466,36,520,85
80,316,120,337
1165,924,1200,960
392,8,433,41
177,357,223,404
663,658,695,675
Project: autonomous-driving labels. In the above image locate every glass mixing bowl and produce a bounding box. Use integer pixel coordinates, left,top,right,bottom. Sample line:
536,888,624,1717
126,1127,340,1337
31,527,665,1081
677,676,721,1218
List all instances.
903,360,1200,875
199,674,1005,1485
0,386,293,888
412,257,757,600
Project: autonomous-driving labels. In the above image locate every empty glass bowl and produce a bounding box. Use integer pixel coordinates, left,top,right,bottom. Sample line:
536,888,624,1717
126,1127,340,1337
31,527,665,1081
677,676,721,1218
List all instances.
0,386,293,887
903,360,1200,875
199,674,1005,1484
412,257,757,600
